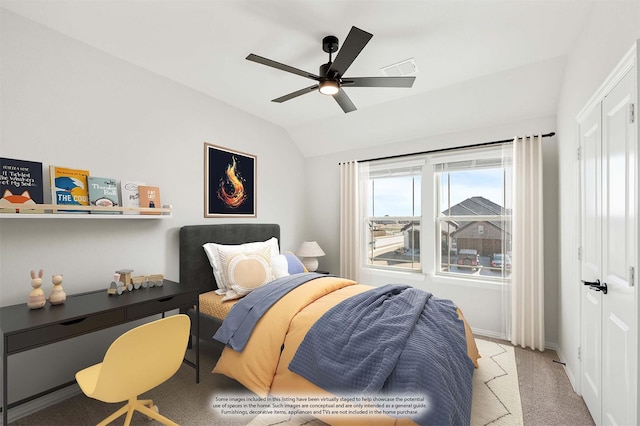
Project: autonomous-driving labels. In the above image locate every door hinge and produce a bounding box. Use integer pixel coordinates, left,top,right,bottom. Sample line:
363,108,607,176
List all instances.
577,146,581,161
631,266,635,286
578,246,582,261
631,103,635,124
578,346,581,361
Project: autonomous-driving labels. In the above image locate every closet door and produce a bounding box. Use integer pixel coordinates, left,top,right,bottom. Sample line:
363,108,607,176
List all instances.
599,66,636,426
579,100,602,423
580,64,637,426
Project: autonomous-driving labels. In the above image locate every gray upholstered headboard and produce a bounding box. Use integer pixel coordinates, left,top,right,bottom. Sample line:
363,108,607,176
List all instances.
179,223,281,293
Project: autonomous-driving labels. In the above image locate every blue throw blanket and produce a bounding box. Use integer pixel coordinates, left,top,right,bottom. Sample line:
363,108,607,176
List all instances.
213,273,325,351
288,284,474,426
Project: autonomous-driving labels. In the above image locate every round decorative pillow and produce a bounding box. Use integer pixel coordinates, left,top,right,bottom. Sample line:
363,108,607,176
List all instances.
218,247,273,301
227,253,272,291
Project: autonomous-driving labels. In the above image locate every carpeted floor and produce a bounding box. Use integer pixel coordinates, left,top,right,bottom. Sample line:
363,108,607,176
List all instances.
10,337,592,426
514,344,594,426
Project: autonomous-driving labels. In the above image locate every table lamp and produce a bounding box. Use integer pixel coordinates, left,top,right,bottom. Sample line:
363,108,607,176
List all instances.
296,241,325,272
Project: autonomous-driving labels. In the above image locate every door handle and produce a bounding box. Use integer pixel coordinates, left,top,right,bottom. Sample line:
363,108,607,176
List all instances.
582,279,608,294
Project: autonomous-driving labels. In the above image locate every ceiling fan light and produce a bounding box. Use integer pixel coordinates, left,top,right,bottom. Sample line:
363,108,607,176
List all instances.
319,80,340,95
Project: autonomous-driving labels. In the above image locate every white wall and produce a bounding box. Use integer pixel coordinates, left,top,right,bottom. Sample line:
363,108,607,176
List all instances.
305,115,560,343
555,2,640,391
0,10,306,410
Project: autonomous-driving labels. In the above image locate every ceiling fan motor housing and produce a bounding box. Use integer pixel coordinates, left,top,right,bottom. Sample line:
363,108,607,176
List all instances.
319,62,338,80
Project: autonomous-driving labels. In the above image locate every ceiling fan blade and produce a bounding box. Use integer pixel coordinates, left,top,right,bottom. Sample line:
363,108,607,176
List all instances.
247,54,320,80
333,89,357,113
328,26,373,77
272,84,319,103
342,76,416,88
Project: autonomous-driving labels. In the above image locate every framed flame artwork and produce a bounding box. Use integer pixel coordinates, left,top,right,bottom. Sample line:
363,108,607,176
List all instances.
204,143,256,217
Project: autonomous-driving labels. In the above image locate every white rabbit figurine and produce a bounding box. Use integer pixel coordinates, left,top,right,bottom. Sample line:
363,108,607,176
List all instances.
27,269,46,309
49,274,66,305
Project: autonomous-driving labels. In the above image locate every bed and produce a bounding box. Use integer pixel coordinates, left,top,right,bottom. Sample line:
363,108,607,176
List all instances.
179,224,480,426
179,223,282,339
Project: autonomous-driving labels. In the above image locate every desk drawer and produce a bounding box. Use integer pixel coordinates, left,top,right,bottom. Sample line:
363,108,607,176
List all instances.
127,292,196,320
6,309,125,353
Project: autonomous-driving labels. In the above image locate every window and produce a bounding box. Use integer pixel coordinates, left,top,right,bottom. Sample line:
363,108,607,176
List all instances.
365,160,423,271
433,146,512,281
362,146,512,283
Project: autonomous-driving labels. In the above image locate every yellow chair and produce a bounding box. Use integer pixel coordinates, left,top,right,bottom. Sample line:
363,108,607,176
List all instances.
75,314,191,426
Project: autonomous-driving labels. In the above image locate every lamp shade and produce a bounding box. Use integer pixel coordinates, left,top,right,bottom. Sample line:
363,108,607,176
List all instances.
296,241,325,272
297,241,325,257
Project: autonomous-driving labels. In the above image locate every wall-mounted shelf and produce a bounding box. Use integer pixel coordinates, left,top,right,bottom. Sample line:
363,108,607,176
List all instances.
0,204,172,219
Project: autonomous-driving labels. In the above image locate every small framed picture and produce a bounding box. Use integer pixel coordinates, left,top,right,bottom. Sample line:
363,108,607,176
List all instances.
204,143,256,217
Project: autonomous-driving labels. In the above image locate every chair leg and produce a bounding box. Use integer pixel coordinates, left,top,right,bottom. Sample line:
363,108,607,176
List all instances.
123,403,136,426
137,402,179,426
96,403,130,426
139,398,154,409
95,398,178,426
138,399,156,419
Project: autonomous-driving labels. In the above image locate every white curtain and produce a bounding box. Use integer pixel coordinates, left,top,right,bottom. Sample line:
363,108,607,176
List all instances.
511,134,545,351
339,161,368,281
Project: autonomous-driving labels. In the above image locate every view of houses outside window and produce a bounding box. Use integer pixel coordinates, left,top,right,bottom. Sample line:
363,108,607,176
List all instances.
436,151,512,281
366,146,512,282
366,163,422,271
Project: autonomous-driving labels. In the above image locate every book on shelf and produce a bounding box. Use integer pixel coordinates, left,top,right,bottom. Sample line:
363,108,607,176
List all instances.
49,165,90,213
120,180,146,215
0,157,44,213
87,176,120,214
138,185,161,215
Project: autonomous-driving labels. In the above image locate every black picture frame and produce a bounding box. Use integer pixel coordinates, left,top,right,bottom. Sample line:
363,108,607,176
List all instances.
204,143,256,217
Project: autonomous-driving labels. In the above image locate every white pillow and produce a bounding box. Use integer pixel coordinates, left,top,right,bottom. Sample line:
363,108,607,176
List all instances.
270,254,290,279
202,237,279,293
219,247,273,301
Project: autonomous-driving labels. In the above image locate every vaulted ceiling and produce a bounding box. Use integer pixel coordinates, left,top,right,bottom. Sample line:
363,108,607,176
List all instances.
1,0,594,157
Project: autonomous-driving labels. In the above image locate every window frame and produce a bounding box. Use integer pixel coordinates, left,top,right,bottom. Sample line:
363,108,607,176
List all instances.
360,146,512,286
364,159,424,273
428,145,513,284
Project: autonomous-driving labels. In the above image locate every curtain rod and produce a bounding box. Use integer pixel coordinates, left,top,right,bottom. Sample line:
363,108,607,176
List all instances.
341,132,556,164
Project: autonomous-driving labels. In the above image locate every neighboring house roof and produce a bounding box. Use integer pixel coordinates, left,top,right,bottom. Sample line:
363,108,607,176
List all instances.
442,196,506,216
442,196,510,237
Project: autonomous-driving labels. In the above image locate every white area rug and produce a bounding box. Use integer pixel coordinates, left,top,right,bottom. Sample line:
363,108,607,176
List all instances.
471,338,523,426
248,338,523,426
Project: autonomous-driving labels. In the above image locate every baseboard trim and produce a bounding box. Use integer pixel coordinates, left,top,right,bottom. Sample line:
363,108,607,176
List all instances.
472,328,558,351
555,346,579,393
2,384,81,425
472,328,507,341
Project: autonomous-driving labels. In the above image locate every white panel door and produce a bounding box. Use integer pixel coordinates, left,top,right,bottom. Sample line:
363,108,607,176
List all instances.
580,65,637,426
580,101,603,423
600,67,636,426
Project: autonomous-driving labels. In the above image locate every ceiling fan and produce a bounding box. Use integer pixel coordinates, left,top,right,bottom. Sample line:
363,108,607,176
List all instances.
246,26,416,113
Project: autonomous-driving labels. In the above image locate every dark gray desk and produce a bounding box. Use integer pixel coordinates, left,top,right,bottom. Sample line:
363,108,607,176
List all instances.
0,280,199,425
